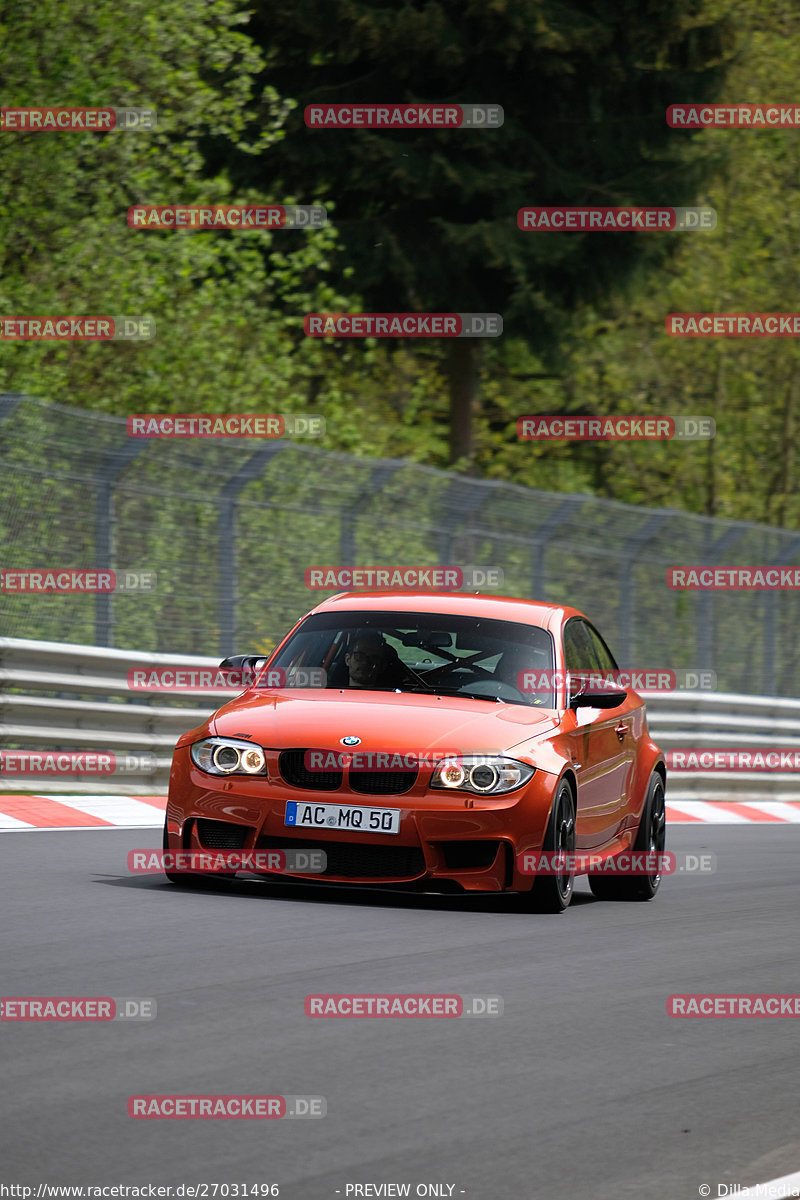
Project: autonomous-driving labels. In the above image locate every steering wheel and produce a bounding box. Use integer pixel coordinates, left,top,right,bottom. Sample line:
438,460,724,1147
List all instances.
421,657,496,685
462,678,528,702
432,664,527,701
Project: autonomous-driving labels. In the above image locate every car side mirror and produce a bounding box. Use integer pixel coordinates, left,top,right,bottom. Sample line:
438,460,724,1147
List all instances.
569,678,627,709
218,654,268,683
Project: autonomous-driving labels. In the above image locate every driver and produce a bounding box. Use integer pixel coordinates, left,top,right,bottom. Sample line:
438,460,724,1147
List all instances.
345,630,409,690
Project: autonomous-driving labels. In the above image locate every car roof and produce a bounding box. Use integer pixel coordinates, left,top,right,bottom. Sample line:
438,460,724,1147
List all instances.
309,590,586,629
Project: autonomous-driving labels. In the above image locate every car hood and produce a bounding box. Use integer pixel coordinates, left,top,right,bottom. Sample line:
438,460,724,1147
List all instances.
210,689,558,755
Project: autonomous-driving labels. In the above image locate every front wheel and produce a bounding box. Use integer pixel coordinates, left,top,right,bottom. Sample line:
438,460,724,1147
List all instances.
588,771,666,902
522,780,576,913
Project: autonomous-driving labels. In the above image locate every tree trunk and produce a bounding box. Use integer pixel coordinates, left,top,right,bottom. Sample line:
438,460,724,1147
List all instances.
447,339,479,470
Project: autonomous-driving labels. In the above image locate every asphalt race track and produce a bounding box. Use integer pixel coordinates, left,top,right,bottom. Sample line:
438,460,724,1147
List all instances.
2,825,799,1199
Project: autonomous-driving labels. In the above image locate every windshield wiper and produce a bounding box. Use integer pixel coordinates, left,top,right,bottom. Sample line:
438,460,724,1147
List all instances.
399,684,504,703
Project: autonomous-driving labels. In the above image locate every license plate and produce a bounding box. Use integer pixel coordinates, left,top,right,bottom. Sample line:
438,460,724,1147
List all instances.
284,800,401,835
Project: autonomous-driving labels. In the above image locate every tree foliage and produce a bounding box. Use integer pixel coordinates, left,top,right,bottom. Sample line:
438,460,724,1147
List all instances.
229,0,735,461
2,0,799,528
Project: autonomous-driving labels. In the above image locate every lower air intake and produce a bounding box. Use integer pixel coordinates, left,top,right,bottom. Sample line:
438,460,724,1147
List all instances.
257,835,425,879
196,819,250,849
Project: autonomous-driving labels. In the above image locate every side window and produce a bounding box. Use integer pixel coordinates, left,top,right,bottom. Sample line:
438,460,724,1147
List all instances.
564,620,595,670
584,623,618,671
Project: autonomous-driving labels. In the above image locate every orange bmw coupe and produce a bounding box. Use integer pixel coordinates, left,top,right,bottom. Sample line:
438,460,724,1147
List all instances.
164,592,666,911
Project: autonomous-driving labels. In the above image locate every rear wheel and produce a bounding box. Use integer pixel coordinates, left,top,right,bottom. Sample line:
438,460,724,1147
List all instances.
588,771,666,902
522,780,576,913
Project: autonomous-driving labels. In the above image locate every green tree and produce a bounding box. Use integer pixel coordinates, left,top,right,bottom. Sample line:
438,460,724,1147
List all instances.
228,0,736,467
474,0,800,528
0,0,353,415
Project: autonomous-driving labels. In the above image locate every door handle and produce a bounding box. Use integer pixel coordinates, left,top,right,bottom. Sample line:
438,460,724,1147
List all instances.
615,723,629,742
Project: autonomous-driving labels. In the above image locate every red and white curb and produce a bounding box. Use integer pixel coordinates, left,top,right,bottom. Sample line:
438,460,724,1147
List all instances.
1,795,800,831
0,794,167,830
665,799,800,824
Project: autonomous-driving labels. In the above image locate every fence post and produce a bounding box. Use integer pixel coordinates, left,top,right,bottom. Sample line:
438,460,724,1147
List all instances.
696,525,747,679
0,393,25,423
218,444,288,657
616,512,669,667
338,460,404,563
762,534,800,695
435,478,498,565
529,496,585,599
94,441,146,646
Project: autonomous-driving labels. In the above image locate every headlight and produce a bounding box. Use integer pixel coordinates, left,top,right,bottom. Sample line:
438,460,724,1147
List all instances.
190,737,267,776
430,756,535,795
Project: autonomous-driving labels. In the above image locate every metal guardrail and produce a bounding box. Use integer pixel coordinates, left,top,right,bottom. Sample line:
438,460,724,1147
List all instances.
0,637,237,792
638,688,800,800
1,638,798,799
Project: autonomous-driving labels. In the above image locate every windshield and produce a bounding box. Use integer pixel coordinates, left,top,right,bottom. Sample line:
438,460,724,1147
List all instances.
263,610,556,707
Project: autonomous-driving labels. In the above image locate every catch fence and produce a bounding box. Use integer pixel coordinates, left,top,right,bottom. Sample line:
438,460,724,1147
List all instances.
2,393,799,697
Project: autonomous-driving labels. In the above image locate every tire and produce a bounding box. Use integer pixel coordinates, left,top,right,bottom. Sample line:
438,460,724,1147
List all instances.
522,780,576,913
588,771,666,902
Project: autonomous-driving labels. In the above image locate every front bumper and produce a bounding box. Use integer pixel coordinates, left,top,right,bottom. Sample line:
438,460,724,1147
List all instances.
165,747,560,893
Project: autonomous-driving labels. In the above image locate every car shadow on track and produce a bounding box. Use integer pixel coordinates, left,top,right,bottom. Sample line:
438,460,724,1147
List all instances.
93,872,598,914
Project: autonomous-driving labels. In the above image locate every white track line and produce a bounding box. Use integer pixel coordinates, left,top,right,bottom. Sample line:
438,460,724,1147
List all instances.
0,811,36,830
736,1169,800,1197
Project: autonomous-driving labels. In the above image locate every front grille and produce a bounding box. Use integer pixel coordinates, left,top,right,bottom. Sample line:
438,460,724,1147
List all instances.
196,819,250,849
279,749,342,790
349,769,417,795
257,834,425,879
